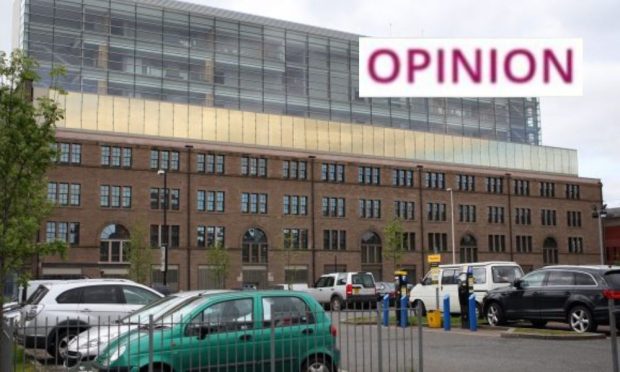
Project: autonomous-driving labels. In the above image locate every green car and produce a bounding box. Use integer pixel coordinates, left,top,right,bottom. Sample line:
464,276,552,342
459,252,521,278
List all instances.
94,291,339,372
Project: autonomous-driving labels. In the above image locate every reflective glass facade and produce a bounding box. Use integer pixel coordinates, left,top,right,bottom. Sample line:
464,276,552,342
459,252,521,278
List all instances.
20,0,541,145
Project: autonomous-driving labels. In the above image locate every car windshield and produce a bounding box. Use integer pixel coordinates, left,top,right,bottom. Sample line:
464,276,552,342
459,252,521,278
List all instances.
492,266,524,283
156,296,212,325
120,295,182,324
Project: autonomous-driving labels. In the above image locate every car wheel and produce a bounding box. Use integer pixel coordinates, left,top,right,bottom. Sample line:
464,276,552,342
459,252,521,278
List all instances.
568,305,597,333
531,320,547,328
413,300,426,316
331,296,343,312
48,327,80,361
302,355,334,372
486,302,505,327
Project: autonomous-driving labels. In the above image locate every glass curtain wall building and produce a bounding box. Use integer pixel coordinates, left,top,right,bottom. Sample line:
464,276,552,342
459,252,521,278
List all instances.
18,0,541,145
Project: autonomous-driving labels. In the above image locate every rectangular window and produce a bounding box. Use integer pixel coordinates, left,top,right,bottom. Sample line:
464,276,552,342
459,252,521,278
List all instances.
69,222,80,246
457,174,475,191
197,190,206,211
514,179,530,196
321,163,345,182
47,183,57,203
541,209,557,226
485,177,504,193
394,201,415,220
111,186,121,208
150,150,159,169
515,208,532,225
425,172,446,189
359,199,382,218
487,206,505,224
197,225,206,247
69,184,81,206
540,182,556,197
323,230,347,250
100,185,110,207
150,225,181,248
400,232,416,251
197,225,225,247
241,156,267,177
427,203,447,221
241,193,268,214
70,144,81,164
283,195,308,215
198,153,225,174
428,233,448,253
282,160,307,179
170,189,180,210
170,151,180,171
122,187,132,208
566,184,581,200
283,228,309,249
122,148,132,167
358,166,381,185
111,147,121,167
58,183,69,206
197,154,206,172
392,169,414,187
46,222,56,242
516,235,533,253
568,237,583,254
488,235,506,252
101,146,111,166
459,205,476,222
58,143,70,163
567,211,582,227
322,197,345,217
205,191,225,212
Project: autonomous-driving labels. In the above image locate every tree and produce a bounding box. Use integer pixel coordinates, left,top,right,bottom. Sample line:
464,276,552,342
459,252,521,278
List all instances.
383,217,405,271
0,50,66,321
207,242,229,289
127,222,151,285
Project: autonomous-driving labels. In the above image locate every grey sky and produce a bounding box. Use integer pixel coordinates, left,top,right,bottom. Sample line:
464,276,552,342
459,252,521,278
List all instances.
1,0,618,207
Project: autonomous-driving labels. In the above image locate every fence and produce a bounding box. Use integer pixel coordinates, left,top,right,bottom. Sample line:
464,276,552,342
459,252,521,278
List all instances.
1,301,424,372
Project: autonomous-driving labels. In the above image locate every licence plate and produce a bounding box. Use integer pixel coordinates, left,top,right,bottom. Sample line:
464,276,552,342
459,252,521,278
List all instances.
353,288,360,294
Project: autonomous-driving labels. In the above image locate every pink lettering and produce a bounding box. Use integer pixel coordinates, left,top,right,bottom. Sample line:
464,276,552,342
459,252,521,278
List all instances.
504,49,536,83
543,49,573,83
368,49,400,83
407,49,431,83
452,49,482,83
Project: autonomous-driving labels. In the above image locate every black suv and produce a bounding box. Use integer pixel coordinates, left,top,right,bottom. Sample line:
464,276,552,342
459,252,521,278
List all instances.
483,265,620,333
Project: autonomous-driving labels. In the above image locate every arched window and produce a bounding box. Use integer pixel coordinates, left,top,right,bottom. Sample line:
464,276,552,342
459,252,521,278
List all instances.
361,231,382,280
100,224,130,263
543,237,558,265
242,228,268,264
460,234,478,263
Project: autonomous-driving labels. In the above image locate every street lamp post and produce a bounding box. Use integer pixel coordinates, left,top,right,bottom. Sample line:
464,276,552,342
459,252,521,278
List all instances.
157,169,168,286
592,204,608,265
447,188,456,264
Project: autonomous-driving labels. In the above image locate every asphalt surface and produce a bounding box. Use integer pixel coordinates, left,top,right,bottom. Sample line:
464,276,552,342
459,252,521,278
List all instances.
329,310,615,372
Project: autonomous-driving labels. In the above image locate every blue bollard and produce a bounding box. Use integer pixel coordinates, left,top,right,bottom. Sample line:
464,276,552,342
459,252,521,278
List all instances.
443,294,451,331
382,294,389,326
468,294,477,331
400,296,408,327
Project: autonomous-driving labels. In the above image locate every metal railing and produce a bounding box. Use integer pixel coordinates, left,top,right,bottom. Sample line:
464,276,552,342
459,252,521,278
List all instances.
2,300,424,372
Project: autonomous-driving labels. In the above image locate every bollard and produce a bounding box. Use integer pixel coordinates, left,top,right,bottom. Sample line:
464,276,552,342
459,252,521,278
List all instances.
400,296,408,327
443,295,451,331
383,294,390,326
468,294,477,331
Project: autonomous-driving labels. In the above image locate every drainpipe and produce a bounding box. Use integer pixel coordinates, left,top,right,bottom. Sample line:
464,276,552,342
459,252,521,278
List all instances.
185,145,193,290
506,173,514,261
309,156,317,284
417,165,425,278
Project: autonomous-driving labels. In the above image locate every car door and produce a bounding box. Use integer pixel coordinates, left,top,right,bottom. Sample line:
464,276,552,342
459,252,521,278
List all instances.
79,285,126,324
315,276,336,304
439,268,461,313
503,270,547,320
181,296,258,371
258,295,319,371
538,270,575,320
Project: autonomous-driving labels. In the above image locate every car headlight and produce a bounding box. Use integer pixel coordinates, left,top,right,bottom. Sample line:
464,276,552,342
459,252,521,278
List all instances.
108,345,126,364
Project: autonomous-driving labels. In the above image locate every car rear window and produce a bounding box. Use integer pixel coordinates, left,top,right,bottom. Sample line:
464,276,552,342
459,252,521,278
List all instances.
492,266,523,283
604,271,620,289
82,285,120,304
546,271,574,286
26,285,49,305
56,288,83,304
352,273,375,288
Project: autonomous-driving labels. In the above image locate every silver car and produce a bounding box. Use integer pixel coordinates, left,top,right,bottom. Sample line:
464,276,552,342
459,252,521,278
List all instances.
63,290,230,369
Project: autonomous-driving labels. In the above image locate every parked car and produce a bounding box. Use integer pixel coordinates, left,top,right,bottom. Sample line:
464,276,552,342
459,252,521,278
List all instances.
17,279,163,359
94,291,340,372
376,282,397,305
484,265,620,333
305,272,377,311
409,261,523,315
271,283,310,291
64,290,231,369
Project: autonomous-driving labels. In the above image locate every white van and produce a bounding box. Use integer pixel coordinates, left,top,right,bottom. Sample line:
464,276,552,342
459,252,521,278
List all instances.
409,261,523,314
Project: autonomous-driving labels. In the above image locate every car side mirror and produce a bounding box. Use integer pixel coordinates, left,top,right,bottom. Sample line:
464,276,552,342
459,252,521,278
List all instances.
513,279,522,289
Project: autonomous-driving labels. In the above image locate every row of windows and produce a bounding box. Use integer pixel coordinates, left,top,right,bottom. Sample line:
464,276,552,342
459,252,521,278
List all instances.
47,183,81,206
55,144,583,199
149,188,180,210
45,221,80,245
100,185,132,208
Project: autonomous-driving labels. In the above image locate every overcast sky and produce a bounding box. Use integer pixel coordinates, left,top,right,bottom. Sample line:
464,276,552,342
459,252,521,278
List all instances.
1,0,618,207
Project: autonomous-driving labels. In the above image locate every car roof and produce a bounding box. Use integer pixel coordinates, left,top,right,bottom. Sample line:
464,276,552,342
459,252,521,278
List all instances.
40,279,160,293
171,289,232,298
540,265,620,273
439,261,519,268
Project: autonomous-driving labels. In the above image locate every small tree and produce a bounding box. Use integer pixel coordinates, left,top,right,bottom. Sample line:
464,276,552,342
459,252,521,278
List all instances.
0,50,66,321
127,222,151,285
383,217,405,271
207,242,229,289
